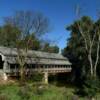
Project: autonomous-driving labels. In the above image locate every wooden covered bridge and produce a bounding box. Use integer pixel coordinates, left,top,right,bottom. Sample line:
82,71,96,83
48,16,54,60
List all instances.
0,46,72,83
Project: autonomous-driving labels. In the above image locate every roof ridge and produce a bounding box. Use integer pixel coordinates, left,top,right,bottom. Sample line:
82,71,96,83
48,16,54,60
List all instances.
0,46,61,55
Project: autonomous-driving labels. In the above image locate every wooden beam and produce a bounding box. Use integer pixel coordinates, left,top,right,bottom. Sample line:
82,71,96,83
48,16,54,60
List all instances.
3,61,9,72
43,71,48,84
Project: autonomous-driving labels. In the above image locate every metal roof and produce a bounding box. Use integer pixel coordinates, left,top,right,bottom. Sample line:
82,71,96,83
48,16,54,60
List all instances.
0,46,71,65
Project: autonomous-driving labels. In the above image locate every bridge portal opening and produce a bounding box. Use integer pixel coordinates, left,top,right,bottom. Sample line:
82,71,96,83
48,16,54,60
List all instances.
0,55,3,69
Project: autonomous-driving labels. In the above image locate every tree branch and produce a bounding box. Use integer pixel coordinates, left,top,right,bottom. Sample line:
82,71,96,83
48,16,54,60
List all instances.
77,22,88,51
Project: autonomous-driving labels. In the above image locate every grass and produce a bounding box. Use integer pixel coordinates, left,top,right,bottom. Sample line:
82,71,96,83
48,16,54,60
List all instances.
0,83,74,100
0,82,100,100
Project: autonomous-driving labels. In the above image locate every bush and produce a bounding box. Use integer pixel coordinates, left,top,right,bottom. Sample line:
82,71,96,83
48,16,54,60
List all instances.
18,85,31,100
33,83,48,95
62,89,73,100
75,76,100,99
26,72,43,82
83,77,100,99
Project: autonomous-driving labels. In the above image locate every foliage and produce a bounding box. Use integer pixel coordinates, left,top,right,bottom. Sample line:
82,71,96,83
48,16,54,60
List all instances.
63,16,100,99
0,83,78,100
0,24,20,47
83,77,100,98
2,83,100,100
42,43,59,53
0,10,59,53
18,85,32,100
75,76,100,99
26,72,43,82
32,83,48,95
0,23,59,53
63,16,100,83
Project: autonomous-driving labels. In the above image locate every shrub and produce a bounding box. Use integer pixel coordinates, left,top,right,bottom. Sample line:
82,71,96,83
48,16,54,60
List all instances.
26,72,43,82
83,77,100,98
33,83,47,95
75,76,100,99
18,85,31,100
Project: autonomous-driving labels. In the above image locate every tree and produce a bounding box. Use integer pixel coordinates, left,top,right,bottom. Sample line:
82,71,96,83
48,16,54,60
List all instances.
4,11,50,82
65,16,100,78
0,24,20,47
62,18,87,85
63,16,100,99
42,43,59,53
4,11,50,39
23,34,41,50
77,17,100,78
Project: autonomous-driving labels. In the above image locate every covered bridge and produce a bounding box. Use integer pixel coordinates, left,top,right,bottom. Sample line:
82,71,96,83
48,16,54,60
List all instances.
0,46,71,83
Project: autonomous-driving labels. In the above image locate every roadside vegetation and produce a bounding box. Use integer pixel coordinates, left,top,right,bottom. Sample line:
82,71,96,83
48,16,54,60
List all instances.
0,82,73,100
0,81,100,100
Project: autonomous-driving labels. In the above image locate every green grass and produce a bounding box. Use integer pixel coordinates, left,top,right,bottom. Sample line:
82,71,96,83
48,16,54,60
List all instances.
0,83,74,100
0,84,20,100
0,83,100,100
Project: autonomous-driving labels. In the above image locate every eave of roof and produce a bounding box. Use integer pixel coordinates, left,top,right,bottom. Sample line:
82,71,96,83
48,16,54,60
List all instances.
0,46,71,65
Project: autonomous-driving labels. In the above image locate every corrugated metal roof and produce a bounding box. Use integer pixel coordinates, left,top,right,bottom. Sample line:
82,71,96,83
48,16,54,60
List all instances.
6,57,71,65
0,46,71,65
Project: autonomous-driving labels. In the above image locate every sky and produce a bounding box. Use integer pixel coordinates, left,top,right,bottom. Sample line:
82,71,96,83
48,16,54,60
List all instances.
0,0,99,50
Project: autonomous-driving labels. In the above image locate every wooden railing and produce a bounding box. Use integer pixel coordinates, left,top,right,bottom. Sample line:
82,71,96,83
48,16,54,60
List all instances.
6,67,72,73
44,67,72,73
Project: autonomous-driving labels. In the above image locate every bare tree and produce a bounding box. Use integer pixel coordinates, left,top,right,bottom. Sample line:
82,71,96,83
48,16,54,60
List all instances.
4,11,50,82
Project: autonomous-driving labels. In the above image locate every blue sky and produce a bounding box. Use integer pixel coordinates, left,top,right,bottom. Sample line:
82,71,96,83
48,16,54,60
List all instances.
0,0,99,50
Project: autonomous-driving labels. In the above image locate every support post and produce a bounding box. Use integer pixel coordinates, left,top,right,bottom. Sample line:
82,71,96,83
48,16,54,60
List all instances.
3,61,10,72
2,61,8,81
44,72,48,84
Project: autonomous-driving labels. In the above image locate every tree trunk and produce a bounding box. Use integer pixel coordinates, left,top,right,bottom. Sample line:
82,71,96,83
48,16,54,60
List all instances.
88,53,93,77
94,35,100,77
94,68,97,78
